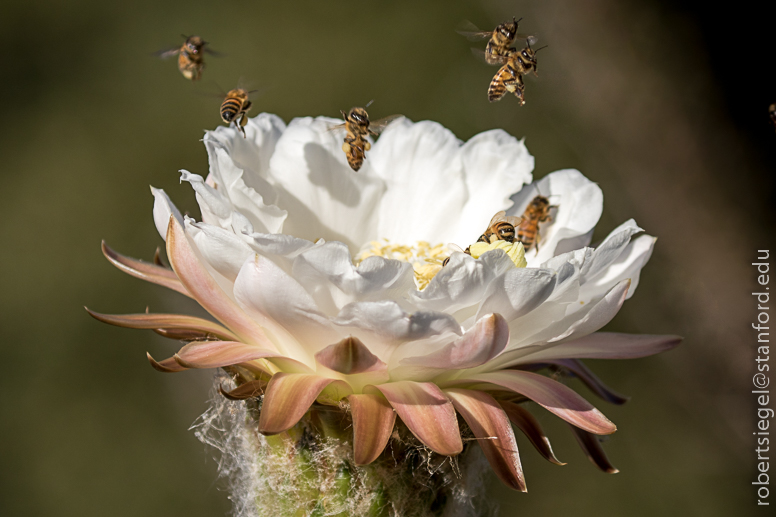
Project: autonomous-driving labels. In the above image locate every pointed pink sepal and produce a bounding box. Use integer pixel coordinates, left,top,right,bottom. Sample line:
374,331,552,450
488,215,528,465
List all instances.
101,241,192,298
258,373,352,435
348,394,397,465
449,370,616,435
498,400,564,465
173,341,280,369
445,389,526,491
147,352,187,373
85,308,239,341
368,381,463,456
568,424,619,473
315,336,387,375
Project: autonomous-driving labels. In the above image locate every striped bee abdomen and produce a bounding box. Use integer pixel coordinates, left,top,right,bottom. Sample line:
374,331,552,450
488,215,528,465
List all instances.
220,98,243,123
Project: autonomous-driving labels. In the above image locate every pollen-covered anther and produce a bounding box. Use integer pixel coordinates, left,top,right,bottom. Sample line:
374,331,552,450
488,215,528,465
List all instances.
357,239,448,289
469,240,527,268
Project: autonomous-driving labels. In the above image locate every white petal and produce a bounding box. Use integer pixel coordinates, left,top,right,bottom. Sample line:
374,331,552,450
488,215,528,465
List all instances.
482,279,631,370
453,131,534,244
150,187,183,241
410,250,514,314
508,169,603,264
580,234,655,301
266,116,386,251
233,253,340,363
580,219,642,281
187,221,253,282
334,301,462,340
291,241,415,315
204,113,286,195
476,267,558,321
369,119,468,243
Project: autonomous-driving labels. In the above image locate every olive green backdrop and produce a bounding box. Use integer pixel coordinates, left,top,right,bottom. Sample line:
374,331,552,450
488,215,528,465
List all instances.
1,0,773,515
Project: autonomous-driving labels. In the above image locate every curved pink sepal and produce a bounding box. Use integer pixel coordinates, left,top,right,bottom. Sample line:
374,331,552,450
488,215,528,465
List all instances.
147,352,187,373
348,394,396,465
523,333,682,362
173,341,280,369
85,308,239,341
499,400,564,465
445,389,526,491
258,373,351,435
102,241,192,298
315,336,387,375
369,381,463,456
450,370,616,435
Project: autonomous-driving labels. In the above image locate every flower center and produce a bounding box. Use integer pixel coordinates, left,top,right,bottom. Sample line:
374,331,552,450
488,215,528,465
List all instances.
357,240,447,290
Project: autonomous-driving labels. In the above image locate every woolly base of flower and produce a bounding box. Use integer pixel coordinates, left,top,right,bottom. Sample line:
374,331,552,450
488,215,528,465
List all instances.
192,373,497,517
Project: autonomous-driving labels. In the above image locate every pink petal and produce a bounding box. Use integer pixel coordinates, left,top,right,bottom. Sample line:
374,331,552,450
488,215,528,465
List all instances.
449,371,616,435
568,424,619,474
399,313,509,370
101,241,192,298
498,400,564,465
173,341,280,369
520,333,682,362
219,379,269,400
166,216,276,350
147,352,187,373
369,381,462,456
348,394,397,465
315,336,387,375
258,374,351,435
445,389,526,491
85,308,239,341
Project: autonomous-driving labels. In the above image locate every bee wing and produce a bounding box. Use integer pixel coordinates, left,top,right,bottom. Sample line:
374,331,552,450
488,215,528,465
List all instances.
524,35,540,46
446,243,466,254
488,211,523,227
488,211,508,226
368,115,404,135
325,122,348,133
456,20,493,40
470,48,511,66
154,46,181,59
204,47,226,57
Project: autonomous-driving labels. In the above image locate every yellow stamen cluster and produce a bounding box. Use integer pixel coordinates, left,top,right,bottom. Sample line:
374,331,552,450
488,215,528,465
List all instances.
357,239,528,290
468,240,528,268
357,240,447,290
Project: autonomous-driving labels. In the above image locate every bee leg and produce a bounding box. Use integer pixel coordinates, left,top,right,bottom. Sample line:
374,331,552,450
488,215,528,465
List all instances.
238,115,248,139
363,141,371,151
342,142,351,153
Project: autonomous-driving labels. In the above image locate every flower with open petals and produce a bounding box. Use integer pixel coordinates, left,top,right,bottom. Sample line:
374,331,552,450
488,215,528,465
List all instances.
90,113,679,492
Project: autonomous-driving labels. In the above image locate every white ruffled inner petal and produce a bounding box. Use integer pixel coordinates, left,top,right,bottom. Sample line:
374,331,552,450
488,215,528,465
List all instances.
368,119,469,243
290,241,415,316
265,116,387,251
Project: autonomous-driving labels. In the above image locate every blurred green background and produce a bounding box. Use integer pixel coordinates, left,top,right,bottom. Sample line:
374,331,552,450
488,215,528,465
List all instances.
1,0,774,515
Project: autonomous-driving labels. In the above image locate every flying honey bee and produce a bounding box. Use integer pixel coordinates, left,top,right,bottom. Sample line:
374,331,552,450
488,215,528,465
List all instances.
329,105,402,171
157,35,218,81
487,38,543,104
457,17,525,65
515,195,555,251
220,88,255,138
